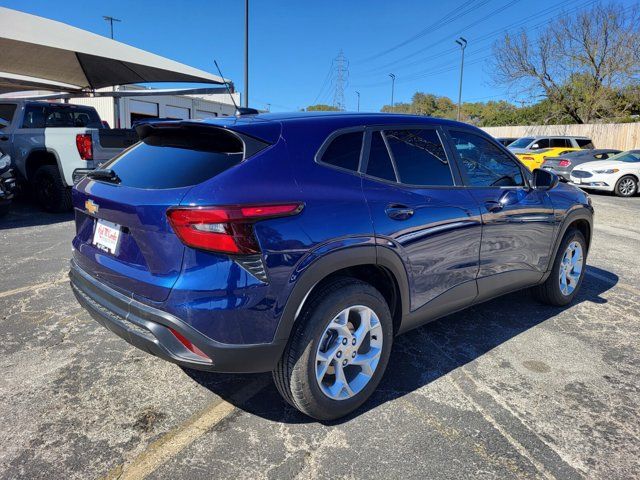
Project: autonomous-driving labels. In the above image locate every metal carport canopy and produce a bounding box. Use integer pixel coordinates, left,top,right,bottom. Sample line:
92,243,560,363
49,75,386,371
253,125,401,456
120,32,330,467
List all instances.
0,7,228,92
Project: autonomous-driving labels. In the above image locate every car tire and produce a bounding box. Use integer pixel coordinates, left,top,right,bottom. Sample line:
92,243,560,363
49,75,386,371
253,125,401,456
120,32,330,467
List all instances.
273,277,393,420
531,228,587,306
33,165,72,212
614,175,637,197
0,202,9,217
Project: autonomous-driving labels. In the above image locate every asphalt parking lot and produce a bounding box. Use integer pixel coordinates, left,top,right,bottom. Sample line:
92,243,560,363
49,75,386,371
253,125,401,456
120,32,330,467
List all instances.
1,193,639,480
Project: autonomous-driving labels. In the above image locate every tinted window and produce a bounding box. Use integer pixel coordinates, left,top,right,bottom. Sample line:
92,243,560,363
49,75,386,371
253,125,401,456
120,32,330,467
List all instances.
531,138,549,149
0,104,16,125
366,132,396,181
550,138,571,148
384,129,452,186
450,131,524,187
45,106,102,128
607,151,640,163
577,139,594,149
103,128,244,189
22,105,46,128
321,132,363,171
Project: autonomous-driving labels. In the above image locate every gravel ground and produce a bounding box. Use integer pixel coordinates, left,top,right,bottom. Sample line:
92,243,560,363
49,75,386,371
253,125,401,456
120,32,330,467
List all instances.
0,193,638,480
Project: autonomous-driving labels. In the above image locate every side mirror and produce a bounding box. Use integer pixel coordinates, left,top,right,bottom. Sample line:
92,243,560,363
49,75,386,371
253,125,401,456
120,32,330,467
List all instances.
532,168,559,191
530,143,540,149
0,118,9,129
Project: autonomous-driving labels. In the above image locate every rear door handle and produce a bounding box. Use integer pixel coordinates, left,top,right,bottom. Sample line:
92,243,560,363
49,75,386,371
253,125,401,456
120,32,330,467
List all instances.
484,200,504,213
386,204,415,220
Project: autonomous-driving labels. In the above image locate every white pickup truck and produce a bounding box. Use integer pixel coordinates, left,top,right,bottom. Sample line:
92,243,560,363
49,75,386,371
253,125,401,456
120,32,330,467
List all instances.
0,100,138,212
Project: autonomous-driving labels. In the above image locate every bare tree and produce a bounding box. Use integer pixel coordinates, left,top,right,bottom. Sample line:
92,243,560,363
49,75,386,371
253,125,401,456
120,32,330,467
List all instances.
492,2,640,123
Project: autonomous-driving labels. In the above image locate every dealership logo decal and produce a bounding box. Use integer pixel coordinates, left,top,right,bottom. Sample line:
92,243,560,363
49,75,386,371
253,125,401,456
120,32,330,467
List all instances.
85,199,99,215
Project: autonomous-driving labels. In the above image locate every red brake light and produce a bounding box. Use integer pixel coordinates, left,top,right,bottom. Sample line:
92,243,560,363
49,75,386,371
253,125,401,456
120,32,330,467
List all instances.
558,159,571,167
169,327,210,360
167,203,304,254
76,133,93,160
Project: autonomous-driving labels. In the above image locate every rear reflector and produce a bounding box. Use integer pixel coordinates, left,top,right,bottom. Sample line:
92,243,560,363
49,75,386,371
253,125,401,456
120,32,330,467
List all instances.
167,203,304,254
169,327,210,359
558,159,571,167
76,133,93,160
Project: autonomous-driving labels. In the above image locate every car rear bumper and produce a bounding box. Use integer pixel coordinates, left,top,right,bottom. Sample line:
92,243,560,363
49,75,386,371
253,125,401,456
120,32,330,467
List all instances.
69,259,285,373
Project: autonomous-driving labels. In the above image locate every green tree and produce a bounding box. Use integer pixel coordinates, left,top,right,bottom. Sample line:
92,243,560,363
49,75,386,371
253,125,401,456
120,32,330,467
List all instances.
305,104,340,112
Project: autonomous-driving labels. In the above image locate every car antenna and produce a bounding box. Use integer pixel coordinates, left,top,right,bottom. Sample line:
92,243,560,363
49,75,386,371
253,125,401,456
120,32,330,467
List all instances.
214,60,259,116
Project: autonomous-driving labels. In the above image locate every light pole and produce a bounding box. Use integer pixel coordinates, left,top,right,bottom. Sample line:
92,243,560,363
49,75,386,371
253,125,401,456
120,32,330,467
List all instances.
103,16,121,39
455,37,467,121
356,91,360,112
389,73,395,112
243,0,249,108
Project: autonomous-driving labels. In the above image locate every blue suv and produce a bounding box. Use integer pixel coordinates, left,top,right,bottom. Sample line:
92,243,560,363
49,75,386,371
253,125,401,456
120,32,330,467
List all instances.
70,113,593,420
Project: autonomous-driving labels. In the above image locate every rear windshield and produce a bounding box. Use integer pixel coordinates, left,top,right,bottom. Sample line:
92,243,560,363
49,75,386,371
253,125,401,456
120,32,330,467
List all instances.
103,128,244,189
46,105,103,128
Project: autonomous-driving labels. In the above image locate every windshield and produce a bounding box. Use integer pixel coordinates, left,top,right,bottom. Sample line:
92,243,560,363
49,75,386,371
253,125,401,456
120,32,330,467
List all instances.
606,150,640,163
509,137,535,148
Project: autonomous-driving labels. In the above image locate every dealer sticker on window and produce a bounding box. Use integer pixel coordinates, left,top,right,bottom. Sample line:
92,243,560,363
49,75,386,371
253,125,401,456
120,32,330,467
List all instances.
93,219,121,254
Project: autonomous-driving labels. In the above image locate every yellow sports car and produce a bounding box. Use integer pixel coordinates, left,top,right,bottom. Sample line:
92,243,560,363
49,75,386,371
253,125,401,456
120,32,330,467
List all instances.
516,148,581,171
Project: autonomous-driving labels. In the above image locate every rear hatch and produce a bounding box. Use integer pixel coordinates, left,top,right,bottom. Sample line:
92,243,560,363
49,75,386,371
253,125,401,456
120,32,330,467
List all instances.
72,122,266,302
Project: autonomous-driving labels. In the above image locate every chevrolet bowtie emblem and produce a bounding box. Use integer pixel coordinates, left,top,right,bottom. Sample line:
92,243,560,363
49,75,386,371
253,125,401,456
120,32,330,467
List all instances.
85,199,99,215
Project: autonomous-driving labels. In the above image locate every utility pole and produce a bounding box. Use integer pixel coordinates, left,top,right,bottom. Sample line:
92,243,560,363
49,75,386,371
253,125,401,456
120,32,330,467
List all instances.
355,91,360,112
243,0,249,108
103,15,122,128
388,73,396,112
455,37,467,121
332,50,348,111
103,16,121,39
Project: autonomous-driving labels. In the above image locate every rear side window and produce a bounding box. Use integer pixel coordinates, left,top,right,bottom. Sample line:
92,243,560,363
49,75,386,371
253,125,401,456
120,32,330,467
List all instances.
103,128,245,189
450,130,524,187
384,129,453,186
320,131,363,172
577,139,594,149
22,105,46,128
366,131,396,182
0,104,16,125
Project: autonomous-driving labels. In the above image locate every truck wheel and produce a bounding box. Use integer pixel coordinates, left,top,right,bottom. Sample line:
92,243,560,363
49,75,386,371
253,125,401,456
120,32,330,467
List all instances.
531,228,587,306
614,175,637,197
273,277,393,420
33,165,72,212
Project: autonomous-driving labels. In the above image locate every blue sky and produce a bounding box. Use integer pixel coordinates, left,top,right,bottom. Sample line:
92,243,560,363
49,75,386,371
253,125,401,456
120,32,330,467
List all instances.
2,0,636,111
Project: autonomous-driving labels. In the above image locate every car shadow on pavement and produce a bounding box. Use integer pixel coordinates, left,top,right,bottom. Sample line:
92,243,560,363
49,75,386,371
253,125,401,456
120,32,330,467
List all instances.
182,265,617,425
0,197,73,230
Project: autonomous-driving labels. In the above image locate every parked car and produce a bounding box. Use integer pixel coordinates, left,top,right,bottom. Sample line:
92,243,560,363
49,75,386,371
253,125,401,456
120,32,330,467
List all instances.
69,113,593,420
496,137,518,147
508,136,594,154
0,100,138,212
0,152,16,217
570,150,640,197
516,147,581,171
541,149,621,181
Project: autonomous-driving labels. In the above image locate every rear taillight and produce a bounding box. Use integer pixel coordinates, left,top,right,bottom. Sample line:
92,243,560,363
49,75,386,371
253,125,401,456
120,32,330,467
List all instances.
76,134,93,160
166,203,304,254
558,159,571,167
169,327,210,360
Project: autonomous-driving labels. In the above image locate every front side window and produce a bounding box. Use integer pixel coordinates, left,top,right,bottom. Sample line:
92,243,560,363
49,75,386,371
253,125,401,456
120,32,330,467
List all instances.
384,129,453,186
21,105,46,129
550,138,571,148
531,138,549,149
450,131,525,187
0,104,17,125
320,131,363,172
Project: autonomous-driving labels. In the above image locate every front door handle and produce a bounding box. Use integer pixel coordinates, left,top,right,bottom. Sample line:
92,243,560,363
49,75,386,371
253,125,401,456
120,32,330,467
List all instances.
386,204,414,220
0,136,8,141
484,200,504,213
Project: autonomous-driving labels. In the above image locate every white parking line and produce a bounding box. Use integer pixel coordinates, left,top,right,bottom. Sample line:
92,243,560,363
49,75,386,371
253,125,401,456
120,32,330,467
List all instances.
0,277,67,299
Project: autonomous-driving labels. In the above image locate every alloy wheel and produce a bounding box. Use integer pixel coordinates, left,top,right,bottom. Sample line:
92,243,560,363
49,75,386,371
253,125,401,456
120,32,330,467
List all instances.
315,305,383,400
559,241,583,296
618,177,635,196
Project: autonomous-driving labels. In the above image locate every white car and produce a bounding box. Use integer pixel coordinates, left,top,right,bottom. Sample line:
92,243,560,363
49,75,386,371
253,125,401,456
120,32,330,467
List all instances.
570,150,640,197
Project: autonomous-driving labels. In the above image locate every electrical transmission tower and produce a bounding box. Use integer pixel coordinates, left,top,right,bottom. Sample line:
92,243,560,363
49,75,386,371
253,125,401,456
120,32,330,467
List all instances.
332,50,349,111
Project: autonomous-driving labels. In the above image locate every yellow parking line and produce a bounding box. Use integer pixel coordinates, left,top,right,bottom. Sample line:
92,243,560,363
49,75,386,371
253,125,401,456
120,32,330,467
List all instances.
103,376,270,480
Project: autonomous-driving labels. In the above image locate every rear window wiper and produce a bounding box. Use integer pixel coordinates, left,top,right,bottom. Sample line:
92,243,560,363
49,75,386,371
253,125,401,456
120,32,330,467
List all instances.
86,168,121,184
